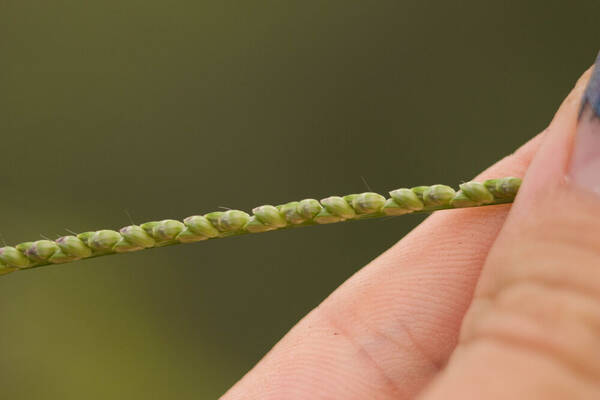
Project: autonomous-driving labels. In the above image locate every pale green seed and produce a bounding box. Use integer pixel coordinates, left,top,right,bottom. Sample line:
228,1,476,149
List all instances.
277,202,305,224
206,210,250,232
422,185,456,207
483,178,503,198
320,196,356,219
15,242,34,255
77,231,96,246
222,210,251,232
23,240,60,262
56,236,93,258
297,199,322,220
0,247,30,268
113,231,145,253
389,188,424,211
460,182,494,204
484,177,522,199
33,240,60,261
140,222,160,236
411,186,429,201
89,230,121,252
119,226,155,248
204,212,225,230
347,192,386,214
343,194,359,204
253,205,287,228
497,177,522,198
183,215,220,238
153,220,185,243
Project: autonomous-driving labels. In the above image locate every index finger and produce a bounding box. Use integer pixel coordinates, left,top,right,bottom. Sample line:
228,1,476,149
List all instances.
222,70,590,400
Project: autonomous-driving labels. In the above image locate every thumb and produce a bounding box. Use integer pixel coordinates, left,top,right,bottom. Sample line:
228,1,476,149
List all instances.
423,58,600,399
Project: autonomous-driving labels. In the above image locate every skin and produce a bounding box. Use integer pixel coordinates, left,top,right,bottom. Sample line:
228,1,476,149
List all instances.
223,67,597,399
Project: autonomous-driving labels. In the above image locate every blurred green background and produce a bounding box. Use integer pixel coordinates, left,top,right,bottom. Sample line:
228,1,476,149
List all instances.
1,0,598,398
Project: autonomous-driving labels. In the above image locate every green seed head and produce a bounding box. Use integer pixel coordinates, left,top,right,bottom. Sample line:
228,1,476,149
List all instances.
252,205,287,228
389,188,424,211
89,230,121,252
0,246,30,268
277,201,305,224
459,181,494,204
320,196,356,219
348,192,386,214
422,185,456,207
0,176,522,276
56,236,93,258
297,199,322,220
183,215,220,238
153,220,185,242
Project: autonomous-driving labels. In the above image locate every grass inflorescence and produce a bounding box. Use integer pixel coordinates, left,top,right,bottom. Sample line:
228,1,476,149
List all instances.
0,177,521,276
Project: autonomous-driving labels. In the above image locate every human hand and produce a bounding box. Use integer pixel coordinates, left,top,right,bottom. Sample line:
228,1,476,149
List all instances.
223,58,598,399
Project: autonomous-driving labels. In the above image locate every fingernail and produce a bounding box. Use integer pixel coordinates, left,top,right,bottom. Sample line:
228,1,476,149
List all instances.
570,51,600,192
